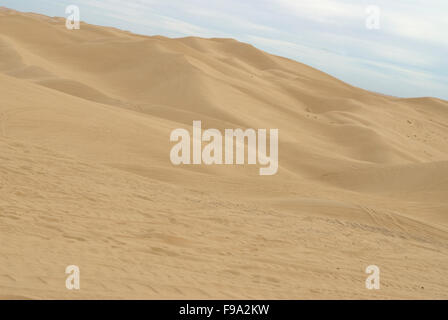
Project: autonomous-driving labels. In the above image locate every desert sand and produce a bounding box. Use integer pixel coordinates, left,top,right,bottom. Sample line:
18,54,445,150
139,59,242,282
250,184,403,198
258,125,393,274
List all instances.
0,7,447,299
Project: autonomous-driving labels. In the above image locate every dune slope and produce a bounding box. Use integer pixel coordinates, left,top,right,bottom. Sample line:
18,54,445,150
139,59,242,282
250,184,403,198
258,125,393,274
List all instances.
0,8,447,299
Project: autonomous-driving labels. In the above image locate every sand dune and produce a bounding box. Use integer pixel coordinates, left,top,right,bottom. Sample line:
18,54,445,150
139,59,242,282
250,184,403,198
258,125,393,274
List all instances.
0,7,447,299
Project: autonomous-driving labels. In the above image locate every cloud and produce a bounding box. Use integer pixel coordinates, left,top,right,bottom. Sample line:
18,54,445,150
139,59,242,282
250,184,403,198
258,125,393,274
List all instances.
383,9,448,47
275,0,364,24
184,7,277,33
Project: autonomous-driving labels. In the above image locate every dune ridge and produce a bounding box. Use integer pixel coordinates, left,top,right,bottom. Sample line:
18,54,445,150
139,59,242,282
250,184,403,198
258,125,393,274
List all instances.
0,7,447,299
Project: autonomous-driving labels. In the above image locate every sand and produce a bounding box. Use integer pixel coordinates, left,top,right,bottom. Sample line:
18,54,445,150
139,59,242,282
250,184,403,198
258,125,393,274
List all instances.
0,7,447,299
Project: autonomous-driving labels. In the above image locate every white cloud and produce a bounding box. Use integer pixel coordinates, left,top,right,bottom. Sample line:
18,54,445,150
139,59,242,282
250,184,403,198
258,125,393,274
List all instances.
383,9,448,47
275,0,364,24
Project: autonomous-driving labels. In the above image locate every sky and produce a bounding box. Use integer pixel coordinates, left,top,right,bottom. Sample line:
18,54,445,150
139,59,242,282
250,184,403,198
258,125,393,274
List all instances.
2,0,447,100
